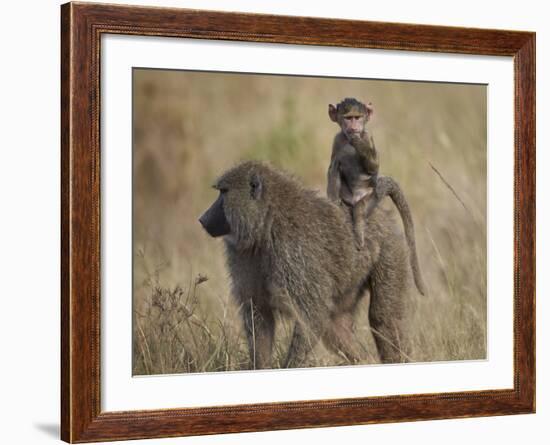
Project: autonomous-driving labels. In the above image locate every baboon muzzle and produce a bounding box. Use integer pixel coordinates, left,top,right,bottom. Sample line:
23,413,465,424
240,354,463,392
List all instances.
199,193,231,237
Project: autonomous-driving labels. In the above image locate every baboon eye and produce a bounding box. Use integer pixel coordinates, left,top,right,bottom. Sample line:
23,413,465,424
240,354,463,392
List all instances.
249,174,262,199
250,179,261,192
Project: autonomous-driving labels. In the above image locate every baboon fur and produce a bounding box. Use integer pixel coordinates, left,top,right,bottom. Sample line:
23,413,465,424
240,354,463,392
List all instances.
201,161,412,369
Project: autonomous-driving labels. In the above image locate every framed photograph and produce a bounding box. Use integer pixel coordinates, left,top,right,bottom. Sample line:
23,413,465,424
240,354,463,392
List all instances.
61,2,535,442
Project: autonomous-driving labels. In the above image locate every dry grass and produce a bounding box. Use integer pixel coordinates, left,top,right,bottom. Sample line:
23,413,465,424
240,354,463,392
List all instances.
132,69,487,375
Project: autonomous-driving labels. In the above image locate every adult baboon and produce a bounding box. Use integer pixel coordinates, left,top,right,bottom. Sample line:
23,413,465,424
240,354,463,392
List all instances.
328,98,426,296
199,161,411,369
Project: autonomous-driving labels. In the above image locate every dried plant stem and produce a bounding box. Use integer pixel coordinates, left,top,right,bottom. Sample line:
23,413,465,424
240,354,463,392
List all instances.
429,162,472,217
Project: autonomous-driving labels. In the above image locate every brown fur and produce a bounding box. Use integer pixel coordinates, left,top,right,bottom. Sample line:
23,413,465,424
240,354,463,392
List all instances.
205,161,412,368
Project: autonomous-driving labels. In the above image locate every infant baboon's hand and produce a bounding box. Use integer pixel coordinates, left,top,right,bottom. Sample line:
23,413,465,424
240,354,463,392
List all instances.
349,134,372,155
349,134,363,146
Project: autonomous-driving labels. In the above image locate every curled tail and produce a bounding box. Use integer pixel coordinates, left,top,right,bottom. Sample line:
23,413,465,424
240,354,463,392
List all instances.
366,176,427,296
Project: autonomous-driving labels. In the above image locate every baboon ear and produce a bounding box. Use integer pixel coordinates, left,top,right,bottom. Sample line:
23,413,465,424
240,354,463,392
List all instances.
365,102,374,121
249,172,263,200
328,104,338,122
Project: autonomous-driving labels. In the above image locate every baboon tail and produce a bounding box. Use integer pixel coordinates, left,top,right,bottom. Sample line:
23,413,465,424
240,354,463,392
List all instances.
381,177,427,296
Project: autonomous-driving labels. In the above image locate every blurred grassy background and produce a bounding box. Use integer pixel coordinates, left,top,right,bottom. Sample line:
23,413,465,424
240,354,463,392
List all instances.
132,68,487,375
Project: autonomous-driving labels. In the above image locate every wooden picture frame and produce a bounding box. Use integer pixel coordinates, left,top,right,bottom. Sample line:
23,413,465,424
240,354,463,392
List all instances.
61,2,535,442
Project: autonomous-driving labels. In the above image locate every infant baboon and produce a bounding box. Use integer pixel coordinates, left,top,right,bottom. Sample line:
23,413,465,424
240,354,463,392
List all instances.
327,98,427,296
199,161,412,369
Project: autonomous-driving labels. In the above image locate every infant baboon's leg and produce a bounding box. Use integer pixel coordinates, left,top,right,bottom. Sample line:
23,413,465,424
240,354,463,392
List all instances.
352,198,369,249
322,312,363,364
364,177,387,220
242,299,275,370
